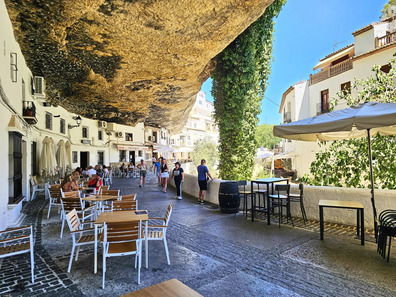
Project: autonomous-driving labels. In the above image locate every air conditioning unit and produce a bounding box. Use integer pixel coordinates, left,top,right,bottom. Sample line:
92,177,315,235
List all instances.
42,102,52,107
33,76,45,98
98,121,107,128
148,136,153,141
106,122,115,131
115,132,123,138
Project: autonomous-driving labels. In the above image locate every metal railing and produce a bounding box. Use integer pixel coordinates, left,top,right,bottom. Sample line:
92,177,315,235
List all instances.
310,59,353,85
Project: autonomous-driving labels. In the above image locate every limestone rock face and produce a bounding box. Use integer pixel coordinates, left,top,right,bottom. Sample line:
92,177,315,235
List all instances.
5,0,273,131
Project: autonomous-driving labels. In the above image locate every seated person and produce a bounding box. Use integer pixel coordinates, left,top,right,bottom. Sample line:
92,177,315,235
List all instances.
88,174,103,191
61,174,79,192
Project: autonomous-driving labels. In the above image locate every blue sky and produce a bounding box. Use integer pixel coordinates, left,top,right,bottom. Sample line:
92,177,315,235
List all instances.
201,0,385,125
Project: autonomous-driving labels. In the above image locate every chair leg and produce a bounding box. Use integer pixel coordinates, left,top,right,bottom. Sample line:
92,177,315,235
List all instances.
138,241,142,284
300,201,307,223
387,236,392,263
163,237,170,265
68,244,75,273
75,246,80,261
278,199,281,227
30,244,35,284
288,202,294,227
102,251,106,289
145,238,148,269
60,216,65,238
47,200,52,219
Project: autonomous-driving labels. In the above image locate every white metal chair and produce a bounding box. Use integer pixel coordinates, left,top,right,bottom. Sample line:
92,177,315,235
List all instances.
30,176,45,200
0,226,35,283
60,190,95,238
65,209,95,272
102,221,142,288
47,184,62,219
146,204,173,266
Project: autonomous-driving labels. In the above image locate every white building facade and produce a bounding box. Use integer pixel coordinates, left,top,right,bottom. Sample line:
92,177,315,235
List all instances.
278,16,396,177
170,91,218,162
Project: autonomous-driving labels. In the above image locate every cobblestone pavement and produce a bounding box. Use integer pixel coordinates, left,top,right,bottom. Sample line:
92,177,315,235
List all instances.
1,174,395,297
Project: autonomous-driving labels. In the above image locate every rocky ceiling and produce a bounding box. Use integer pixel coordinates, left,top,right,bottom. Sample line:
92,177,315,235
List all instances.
5,0,273,131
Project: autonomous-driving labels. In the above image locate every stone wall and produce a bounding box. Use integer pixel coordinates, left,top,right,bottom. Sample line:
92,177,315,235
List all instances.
169,174,396,228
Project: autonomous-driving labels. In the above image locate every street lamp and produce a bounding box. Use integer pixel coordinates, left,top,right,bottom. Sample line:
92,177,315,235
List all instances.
68,115,82,129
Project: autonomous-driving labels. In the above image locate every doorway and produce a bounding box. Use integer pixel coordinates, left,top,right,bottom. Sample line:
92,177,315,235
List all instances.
80,151,89,169
129,151,135,165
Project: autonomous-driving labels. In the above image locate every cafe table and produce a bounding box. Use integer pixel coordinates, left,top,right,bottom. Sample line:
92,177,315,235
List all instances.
120,278,203,297
250,177,289,225
94,210,149,273
82,194,120,214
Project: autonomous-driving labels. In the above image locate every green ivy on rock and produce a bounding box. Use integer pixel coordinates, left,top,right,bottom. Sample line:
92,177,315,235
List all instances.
212,0,286,180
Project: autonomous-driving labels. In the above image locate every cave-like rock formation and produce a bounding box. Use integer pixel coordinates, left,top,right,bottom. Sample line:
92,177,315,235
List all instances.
5,0,273,131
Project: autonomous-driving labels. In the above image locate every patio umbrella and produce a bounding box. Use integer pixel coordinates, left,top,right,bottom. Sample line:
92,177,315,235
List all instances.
39,136,54,176
273,101,396,239
65,141,72,168
57,140,67,176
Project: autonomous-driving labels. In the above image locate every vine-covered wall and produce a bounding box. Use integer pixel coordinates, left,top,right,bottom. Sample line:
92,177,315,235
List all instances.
212,0,286,180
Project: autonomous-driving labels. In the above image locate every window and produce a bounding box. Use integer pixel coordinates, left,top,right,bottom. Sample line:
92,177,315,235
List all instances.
125,133,133,141
9,132,23,204
82,126,89,138
72,151,78,163
22,79,25,101
31,141,37,176
45,112,52,130
119,150,126,162
98,130,103,141
320,89,329,114
97,151,104,165
380,64,391,73
60,118,66,134
341,81,351,95
138,150,143,157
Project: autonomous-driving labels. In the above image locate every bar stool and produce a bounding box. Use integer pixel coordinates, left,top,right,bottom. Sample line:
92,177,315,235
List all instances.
268,184,293,227
237,181,255,218
289,183,307,224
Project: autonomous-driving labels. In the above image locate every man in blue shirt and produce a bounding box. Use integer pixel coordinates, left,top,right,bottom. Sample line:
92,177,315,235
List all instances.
197,159,212,204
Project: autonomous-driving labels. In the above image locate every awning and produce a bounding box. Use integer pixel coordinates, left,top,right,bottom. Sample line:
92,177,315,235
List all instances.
116,144,147,150
171,146,193,153
153,144,174,153
8,115,27,136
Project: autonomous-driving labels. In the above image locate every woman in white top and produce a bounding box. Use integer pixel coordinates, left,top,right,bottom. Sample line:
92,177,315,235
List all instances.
137,159,147,187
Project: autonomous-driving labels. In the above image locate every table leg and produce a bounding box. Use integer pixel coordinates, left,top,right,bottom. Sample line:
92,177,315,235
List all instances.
356,209,360,236
319,206,324,240
361,209,365,246
252,194,255,222
94,224,98,274
267,183,271,225
250,182,254,222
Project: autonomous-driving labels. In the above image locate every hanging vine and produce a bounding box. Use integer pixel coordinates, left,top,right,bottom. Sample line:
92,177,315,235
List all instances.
212,0,286,180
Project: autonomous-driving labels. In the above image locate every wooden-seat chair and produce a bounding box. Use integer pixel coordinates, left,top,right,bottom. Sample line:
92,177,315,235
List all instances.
65,209,95,272
100,189,120,197
60,191,95,238
47,184,62,219
146,205,173,266
112,200,138,211
30,176,45,200
121,194,137,201
102,221,142,288
0,226,35,283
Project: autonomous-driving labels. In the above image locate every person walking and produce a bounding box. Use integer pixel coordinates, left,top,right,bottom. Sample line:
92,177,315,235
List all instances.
197,159,212,204
137,159,147,187
160,158,169,193
172,162,184,200
154,158,161,185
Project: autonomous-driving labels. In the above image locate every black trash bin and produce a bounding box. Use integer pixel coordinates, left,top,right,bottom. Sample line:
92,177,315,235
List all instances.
218,181,240,214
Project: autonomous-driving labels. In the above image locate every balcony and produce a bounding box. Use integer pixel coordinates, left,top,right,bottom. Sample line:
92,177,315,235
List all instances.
310,59,353,85
375,31,396,48
22,101,37,124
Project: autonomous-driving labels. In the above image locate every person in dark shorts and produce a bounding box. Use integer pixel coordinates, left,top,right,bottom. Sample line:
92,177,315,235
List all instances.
172,162,184,200
197,159,212,204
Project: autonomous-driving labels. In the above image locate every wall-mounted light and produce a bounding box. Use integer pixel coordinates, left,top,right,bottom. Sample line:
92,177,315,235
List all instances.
68,115,82,129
